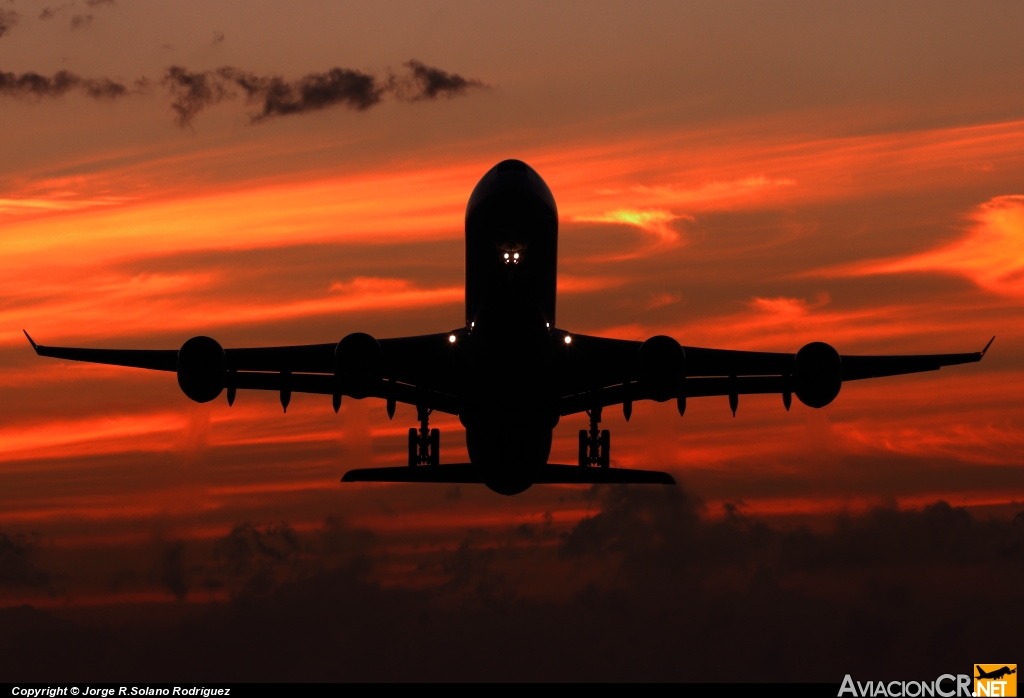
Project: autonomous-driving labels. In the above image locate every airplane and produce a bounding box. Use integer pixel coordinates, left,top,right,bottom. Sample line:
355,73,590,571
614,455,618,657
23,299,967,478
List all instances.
976,666,1017,681
25,159,993,495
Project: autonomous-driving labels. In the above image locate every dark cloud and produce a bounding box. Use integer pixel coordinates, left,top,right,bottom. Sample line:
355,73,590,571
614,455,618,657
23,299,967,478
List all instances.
161,65,231,127
0,492,1021,681
157,541,188,601
69,13,92,29
3,60,484,127
0,69,133,99
161,60,484,127
210,522,301,597
227,66,385,120
399,59,487,100
0,8,18,36
0,531,49,590
162,65,385,126
39,0,110,22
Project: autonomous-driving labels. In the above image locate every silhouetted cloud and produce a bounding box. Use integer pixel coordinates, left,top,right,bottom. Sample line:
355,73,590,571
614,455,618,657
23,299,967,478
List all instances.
399,59,486,100
39,0,111,22
161,60,484,127
0,531,49,590
210,522,301,597
1,60,484,127
161,65,231,127
0,69,133,99
156,541,188,601
0,491,1021,681
0,8,19,37
221,66,385,120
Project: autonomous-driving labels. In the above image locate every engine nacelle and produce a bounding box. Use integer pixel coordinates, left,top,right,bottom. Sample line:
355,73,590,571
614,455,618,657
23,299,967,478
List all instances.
637,335,685,402
177,336,225,403
794,341,842,408
335,332,383,399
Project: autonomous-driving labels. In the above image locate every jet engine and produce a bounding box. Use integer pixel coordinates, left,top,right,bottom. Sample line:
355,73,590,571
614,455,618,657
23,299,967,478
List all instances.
336,332,383,399
793,341,842,408
637,335,685,402
177,335,225,403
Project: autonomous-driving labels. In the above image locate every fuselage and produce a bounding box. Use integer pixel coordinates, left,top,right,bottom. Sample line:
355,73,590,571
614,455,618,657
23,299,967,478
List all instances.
459,160,561,495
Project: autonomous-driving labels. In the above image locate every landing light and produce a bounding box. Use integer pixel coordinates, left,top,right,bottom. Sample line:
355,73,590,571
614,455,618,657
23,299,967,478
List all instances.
564,335,572,344
546,322,550,328
448,334,457,344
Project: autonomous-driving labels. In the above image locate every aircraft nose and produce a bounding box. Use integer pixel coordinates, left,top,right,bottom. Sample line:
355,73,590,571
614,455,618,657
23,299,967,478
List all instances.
495,159,531,173
465,160,558,248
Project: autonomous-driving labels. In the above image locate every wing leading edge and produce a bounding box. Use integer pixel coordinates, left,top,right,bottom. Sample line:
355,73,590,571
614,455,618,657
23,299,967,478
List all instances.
25,330,992,417
557,333,993,416
24,330,462,415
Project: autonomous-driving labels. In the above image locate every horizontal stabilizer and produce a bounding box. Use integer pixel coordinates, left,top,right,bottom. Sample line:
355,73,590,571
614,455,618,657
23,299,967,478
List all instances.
342,463,485,483
341,463,675,485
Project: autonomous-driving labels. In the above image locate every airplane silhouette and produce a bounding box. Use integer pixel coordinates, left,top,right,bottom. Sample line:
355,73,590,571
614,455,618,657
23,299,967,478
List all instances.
977,666,1017,681
26,159,993,495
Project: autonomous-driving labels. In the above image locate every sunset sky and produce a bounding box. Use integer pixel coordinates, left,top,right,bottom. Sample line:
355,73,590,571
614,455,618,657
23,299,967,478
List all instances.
1,1,1022,681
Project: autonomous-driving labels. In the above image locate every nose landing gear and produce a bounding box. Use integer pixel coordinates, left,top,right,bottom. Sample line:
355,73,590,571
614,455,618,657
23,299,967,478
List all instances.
408,404,440,467
578,406,610,468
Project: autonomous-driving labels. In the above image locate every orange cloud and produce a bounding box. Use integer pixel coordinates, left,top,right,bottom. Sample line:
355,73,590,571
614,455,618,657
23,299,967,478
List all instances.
1,275,461,347
4,116,1024,565
624,175,797,210
832,195,1024,297
748,293,831,319
541,119,1024,218
557,274,626,293
0,411,187,463
573,208,691,258
0,196,128,216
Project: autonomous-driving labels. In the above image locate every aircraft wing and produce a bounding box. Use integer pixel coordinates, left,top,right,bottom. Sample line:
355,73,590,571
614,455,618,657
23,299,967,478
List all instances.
557,333,993,416
24,330,462,414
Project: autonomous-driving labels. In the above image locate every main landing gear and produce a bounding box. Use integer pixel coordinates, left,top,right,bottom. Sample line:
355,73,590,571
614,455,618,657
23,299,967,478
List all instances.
578,406,610,468
408,404,440,467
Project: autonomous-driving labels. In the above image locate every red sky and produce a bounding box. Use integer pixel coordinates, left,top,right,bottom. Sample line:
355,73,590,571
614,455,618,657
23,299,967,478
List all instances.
1,0,1022,681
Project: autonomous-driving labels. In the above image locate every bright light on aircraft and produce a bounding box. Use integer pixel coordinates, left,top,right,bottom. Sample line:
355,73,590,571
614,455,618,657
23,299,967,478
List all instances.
564,335,572,344
448,334,457,343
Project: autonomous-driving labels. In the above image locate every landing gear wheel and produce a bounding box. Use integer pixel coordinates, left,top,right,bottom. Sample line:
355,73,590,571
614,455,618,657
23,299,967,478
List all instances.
409,405,439,467
429,428,440,467
408,427,418,467
580,408,611,468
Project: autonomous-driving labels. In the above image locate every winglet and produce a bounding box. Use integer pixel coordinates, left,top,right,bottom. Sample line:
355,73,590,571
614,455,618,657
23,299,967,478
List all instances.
981,336,995,357
23,330,39,353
